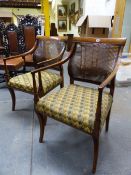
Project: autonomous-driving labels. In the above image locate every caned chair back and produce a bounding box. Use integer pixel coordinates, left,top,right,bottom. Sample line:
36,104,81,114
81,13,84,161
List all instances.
68,37,125,85
33,36,66,70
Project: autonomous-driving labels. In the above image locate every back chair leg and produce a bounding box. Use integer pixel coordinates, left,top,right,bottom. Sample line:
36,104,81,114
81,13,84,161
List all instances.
8,87,16,111
23,65,26,73
92,136,99,174
36,111,47,143
105,108,111,132
60,80,64,88
60,67,64,88
70,78,74,84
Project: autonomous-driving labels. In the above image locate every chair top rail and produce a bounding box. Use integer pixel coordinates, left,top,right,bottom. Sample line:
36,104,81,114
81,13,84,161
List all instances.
72,37,126,46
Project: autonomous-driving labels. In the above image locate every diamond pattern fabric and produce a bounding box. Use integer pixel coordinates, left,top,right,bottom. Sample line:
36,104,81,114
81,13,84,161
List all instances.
36,85,112,134
8,71,62,94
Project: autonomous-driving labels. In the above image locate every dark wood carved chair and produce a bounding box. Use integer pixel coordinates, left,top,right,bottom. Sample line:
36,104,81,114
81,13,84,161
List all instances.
3,36,70,111
0,21,6,82
0,21,8,56
0,46,5,83
5,23,25,56
18,14,40,68
32,37,126,173
0,22,24,82
50,23,58,36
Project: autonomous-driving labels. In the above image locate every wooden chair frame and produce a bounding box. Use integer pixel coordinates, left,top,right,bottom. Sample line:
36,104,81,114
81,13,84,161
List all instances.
31,37,126,173
3,35,71,111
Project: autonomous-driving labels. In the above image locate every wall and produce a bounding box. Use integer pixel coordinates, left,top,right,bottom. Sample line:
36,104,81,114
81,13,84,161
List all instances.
68,0,79,36
50,0,116,36
0,7,41,25
0,7,41,16
50,0,79,36
51,0,69,36
83,0,116,16
122,0,131,52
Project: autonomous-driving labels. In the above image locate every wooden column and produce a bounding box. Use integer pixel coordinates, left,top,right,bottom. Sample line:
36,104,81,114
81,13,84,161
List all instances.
112,0,126,38
41,0,50,36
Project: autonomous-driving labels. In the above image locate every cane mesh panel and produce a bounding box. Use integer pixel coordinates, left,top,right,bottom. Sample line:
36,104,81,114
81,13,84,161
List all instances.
68,42,120,83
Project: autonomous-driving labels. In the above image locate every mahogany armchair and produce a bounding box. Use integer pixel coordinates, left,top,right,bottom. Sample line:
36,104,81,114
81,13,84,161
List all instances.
0,22,24,82
18,14,40,68
3,35,71,111
32,37,126,173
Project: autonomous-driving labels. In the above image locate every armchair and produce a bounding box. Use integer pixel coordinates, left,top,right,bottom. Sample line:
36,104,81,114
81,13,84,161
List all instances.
4,35,70,111
32,37,126,173
0,22,24,82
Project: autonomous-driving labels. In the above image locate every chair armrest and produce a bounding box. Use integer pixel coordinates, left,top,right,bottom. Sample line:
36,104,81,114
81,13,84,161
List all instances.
93,63,120,134
36,45,66,67
31,43,75,75
31,42,75,103
98,61,120,89
3,40,38,62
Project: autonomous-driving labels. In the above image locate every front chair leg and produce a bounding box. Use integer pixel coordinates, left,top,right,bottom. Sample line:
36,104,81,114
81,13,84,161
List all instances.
8,87,16,111
105,108,111,132
36,111,47,143
60,81,64,88
92,136,99,174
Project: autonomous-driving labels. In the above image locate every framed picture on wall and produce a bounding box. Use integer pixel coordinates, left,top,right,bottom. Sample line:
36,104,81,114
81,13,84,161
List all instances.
79,0,84,16
70,2,75,15
57,5,67,18
58,19,67,31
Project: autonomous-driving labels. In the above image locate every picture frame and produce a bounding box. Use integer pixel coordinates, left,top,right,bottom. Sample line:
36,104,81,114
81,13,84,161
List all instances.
57,5,67,18
70,2,75,15
79,0,84,16
58,19,67,32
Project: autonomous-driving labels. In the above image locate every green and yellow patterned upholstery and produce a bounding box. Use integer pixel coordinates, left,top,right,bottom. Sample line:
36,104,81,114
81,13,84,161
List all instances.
8,71,62,94
36,85,112,134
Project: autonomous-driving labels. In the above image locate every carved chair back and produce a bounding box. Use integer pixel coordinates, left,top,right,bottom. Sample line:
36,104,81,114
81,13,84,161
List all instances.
0,21,4,47
19,14,40,52
0,21,8,56
5,23,25,56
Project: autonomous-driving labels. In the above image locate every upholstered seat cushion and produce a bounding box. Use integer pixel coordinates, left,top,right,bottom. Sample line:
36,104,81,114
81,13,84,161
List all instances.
8,71,62,94
36,85,112,134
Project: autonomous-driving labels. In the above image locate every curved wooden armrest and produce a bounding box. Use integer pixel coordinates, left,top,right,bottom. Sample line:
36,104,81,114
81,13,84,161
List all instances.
37,46,66,66
3,40,38,62
94,62,120,132
31,43,75,75
98,61,120,89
